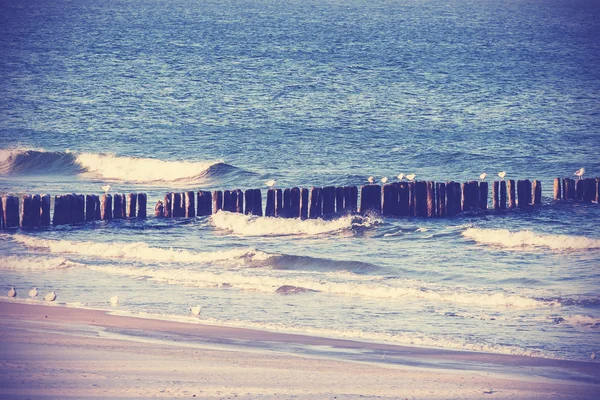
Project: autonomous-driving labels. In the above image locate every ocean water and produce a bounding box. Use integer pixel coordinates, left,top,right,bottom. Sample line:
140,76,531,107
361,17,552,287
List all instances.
1,0,599,362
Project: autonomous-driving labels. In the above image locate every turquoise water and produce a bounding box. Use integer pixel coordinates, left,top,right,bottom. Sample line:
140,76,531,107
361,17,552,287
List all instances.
0,0,599,361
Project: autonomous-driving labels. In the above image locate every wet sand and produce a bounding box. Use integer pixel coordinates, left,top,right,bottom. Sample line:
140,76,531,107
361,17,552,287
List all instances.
0,301,598,399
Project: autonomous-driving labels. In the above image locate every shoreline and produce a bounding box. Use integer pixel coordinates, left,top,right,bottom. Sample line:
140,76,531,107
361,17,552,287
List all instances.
1,302,599,399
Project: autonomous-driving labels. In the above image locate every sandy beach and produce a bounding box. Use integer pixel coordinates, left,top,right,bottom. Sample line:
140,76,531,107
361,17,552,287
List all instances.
0,301,598,399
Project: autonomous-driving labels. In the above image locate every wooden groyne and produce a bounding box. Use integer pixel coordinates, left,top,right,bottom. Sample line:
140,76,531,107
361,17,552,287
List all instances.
1,177,598,229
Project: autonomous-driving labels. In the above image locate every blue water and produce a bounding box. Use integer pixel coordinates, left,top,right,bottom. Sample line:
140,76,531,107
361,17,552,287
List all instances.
1,0,599,362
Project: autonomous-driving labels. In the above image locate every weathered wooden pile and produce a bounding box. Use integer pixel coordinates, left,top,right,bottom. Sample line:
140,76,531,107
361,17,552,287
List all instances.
1,177,597,229
0,193,146,228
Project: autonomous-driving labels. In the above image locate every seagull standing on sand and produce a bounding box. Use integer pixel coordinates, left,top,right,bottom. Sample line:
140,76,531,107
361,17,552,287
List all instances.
498,171,506,180
575,168,585,180
367,176,374,184
29,287,38,299
110,294,119,306
406,174,416,182
190,305,201,316
479,172,487,182
381,177,388,184
101,184,111,194
265,179,276,188
44,291,56,302
7,287,16,298
397,173,405,181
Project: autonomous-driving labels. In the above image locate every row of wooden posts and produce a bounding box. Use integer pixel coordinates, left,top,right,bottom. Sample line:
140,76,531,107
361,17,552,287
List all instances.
0,193,147,228
155,179,546,221
1,178,597,229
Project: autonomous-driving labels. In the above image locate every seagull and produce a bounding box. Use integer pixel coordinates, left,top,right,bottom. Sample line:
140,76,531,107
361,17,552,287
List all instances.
29,287,38,299
397,173,405,181
381,177,388,184
110,294,119,306
101,184,111,194
479,172,487,182
575,168,585,180
406,174,416,182
367,176,374,184
44,291,56,302
7,287,16,298
265,179,276,187
190,305,201,316
498,171,506,180
592,352,596,361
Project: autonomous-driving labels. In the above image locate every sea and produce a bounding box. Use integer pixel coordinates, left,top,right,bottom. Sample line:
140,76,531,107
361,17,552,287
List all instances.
1,0,599,363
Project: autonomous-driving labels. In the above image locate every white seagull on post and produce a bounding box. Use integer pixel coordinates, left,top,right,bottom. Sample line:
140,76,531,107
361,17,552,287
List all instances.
367,176,374,184
479,172,487,182
498,171,506,180
265,179,276,188
101,185,111,194
381,177,388,184
575,168,585,180
397,173,405,181
406,174,416,182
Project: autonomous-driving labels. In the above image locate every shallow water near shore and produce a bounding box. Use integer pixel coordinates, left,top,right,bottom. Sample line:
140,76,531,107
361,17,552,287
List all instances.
1,0,599,363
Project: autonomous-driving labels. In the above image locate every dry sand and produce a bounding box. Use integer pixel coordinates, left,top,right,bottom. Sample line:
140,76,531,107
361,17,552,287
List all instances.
0,301,598,399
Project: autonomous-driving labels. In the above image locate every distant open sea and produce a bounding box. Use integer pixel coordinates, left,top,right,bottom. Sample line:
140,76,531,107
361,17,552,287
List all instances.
1,0,599,361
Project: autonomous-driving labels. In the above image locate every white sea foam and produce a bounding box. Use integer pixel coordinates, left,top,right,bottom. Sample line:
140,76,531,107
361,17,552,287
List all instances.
563,315,600,328
211,211,371,236
462,228,600,250
86,262,550,309
76,152,223,183
0,255,83,270
10,235,272,265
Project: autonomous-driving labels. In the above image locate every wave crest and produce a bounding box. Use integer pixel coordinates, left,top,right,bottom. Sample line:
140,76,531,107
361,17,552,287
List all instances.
462,228,600,250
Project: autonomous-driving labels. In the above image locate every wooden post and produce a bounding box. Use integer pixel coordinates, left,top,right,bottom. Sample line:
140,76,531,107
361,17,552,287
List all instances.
52,195,62,225
113,194,123,219
163,193,172,217
335,187,345,214
397,182,409,216
171,192,182,216
21,195,32,227
492,181,500,210
275,189,283,217
137,193,147,218
127,193,137,218
463,181,479,211
197,191,211,216
154,201,164,217
39,194,49,226
308,187,322,219
360,185,381,215
499,181,507,209
29,194,41,226
244,189,254,215
461,182,470,211
407,182,416,215
524,179,532,206
479,181,488,210
3,196,19,228
101,194,112,220
346,186,358,213
300,188,309,220
0,195,3,229
322,186,335,218
596,178,600,204
532,180,542,205
185,191,195,217
253,189,262,216
222,190,234,212
266,189,276,217
554,178,561,200
234,189,243,213
507,180,516,208
212,190,223,214
436,182,446,216
446,181,456,217
86,195,96,221
290,187,300,218
563,178,575,200
77,194,85,222
283,188,292,218
426,181,436,217
382,183,399,216
94,196,100,220
414,181,427,216
582,178,595,203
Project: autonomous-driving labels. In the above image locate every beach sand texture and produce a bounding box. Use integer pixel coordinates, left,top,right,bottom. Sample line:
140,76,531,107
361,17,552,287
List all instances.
1,302,598,399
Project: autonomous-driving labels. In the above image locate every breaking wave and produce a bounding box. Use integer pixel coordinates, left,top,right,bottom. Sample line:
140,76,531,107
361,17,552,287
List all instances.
462,228,600,251
0,148,241,185
0,255,84,270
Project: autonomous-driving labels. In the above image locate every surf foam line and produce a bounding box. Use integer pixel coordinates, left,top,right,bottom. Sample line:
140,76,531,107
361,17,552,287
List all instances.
462,228,600,251
0,148,229,184
210,211,379,236
0,255,84,270
9,235,272,265
86,262,553,309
